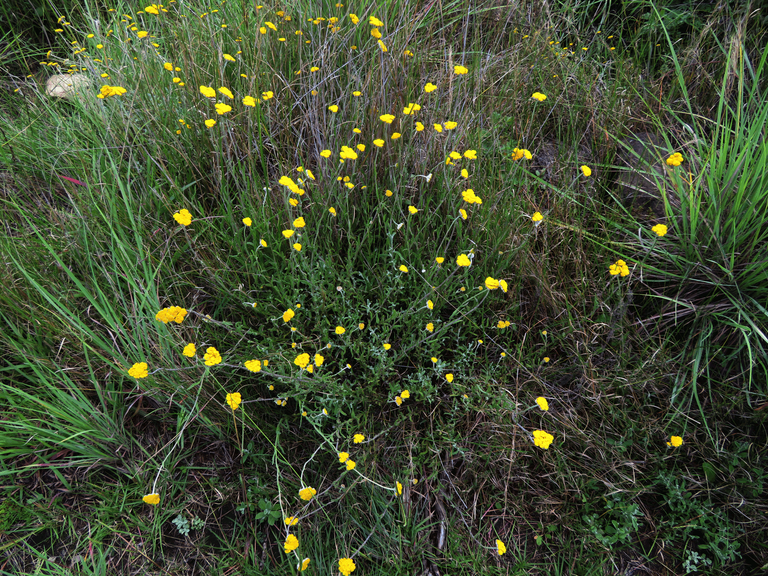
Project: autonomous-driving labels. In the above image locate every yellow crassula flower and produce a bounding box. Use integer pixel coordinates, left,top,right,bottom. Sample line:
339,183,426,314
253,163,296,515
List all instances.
244,359,261,372
182,343,196,357
204,347,222,366
294,353,310,368
456,254,471,267
485,277,500,290
128,362,148,379
536,397,549,411
335,326,346,335
353,433,365,443
580,165,592,177
667,435,683,447
496,539,507,555
284,534,299,554
652,224,668,237
173,209,192,226
531,91,547,101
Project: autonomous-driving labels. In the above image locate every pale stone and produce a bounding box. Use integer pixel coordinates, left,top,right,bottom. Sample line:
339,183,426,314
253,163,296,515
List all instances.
45,74,91,100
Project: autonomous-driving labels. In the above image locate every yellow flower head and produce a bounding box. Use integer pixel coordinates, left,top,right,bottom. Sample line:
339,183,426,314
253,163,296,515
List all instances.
373,139,385,147
284,534,299,554
353,433,365,444
155,306,187,324
380,114,395,124
609,259,630,277
401,390,410,399
533,429,554,449
485,277,500,290
531,92,547,101
667,435,683,447
652,224,668,237
173,209,192,226
454,65,468,74
446,373,454,383
397,481,403,495
338,451,349,463
294,353,310,369
456,254,471,267
204,347,222,366
199,85,216,98
300,558,310,571
383,343,392,350
426,322,434,333
142,493,160,505
512,148,532,161
424,82,437,93
666,152,684,166
408,205,418,214
580,165,592,177
285,516,299,526
242,217,252,226
182,343,196,357
369,16,383,26
226,392,242,410
531,211,543,224
335,326,346,335
399,265,408,273
299,486,317,501
128,362,148,379
345,459,356,471
536,397,549,411
339,558,356,576
244,359,261,373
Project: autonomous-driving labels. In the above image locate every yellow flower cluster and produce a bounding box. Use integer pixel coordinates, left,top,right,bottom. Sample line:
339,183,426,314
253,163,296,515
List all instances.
299,486,317,501
97,85,127,98
155,306,187,324
204,346,222,366
173,209,192,225
652,223,668,237
666,152,684,166
533,429,554,449
667,435,683,447
226,392,241,410
128,362,148,379
512,147,532,161
609,259,630,277
339,558,356,575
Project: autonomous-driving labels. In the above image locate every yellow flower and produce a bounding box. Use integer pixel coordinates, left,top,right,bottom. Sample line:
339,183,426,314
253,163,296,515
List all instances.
215,103,232,115
226,392,242,410
346,459,356,471
444,121,458,130
260,239,268,247
371,28,381,39
531,92,547,101
536,397,549,411
205,119,216,128
293,217,306,228
401,390,410,399
338,452,349,463
424,82,437,93
666,152,684,166
373,139,385,147
408,205,418,214
446,373,454,383
353,434,365,444
580,165,592,177
652,224,668,237
349,13,359,24
500,279,508,293
609,259,630,277
155,306,187,324
369,16,383,26
223,53,236,62
435,257,445,264
426,322,434,333
314,353,324,367
142,493,160,505
533,429,554,449
380,114,395,124
204,347,222,366
402,103,421,115
456,254,471,267
532,211,543,224
512,148,532,161
128,362,148,379
284,534,299,554
294,353,310,369
462,189,482,204
459,208,468,220
300,558,310,571
667,435,683,447
245,359,262,373
242,95,256,106
299,486,317,501
415,122,425,132
282,230,295,239
454,65,468,74
173,209,192,226
320,149,331,158
137,31,149,38
285,516,299,526
329,207,337,216
397,481,403,495
433,124,443,133
328,104,339,113
262,91,274,100
199,85,216,98
391,132,401,140
485,277,500,290
427,299,434,310
331,326,344,336
182,343,196,357
243,217,252,226
496,539,507,555
218,87,233,99
339,558,356,576
399,264,408,273
464,149,477,159
497,320,511,329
